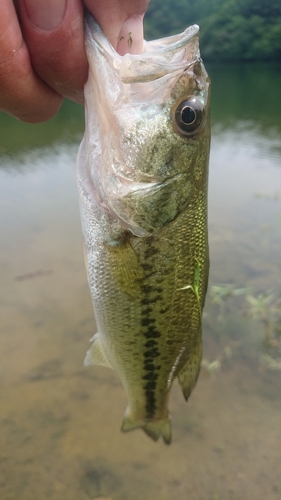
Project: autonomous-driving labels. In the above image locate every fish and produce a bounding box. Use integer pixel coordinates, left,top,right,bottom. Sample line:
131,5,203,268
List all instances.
76,13,211,444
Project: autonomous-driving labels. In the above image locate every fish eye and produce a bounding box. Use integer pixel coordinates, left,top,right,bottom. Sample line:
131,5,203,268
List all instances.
174,96,205,135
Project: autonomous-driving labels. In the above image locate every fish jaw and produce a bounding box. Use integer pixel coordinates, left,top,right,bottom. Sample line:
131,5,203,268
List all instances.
77,14,210,444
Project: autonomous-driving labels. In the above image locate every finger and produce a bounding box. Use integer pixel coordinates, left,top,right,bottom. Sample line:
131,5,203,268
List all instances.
0,0,62,122
16,0,88,104
117,15,144,56
84,0,150,54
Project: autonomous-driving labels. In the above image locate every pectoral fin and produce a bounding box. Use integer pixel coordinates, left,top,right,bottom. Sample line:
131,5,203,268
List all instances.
178,341,202,401
84,333,113,369
106,239,144,297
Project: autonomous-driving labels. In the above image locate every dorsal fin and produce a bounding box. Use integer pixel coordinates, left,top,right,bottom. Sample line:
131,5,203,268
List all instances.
177,341,202,401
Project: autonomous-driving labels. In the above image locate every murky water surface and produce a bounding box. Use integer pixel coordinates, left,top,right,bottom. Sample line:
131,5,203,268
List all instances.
1,64,281,499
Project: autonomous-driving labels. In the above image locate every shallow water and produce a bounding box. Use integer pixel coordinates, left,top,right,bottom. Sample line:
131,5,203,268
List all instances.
1,64,281,500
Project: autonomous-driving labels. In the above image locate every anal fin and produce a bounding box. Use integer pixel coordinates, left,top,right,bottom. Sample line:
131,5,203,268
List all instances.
178,341,202,401
84,333,113,369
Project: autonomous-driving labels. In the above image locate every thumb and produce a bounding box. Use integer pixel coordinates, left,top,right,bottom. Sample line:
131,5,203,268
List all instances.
83,0,150,54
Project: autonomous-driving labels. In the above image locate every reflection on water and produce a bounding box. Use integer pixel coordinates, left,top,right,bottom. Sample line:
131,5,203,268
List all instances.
209,63,281,134
0,101,84,156
1,66,281,499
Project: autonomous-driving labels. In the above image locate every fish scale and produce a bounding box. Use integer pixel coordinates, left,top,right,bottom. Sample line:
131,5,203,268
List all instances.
77,13,210,444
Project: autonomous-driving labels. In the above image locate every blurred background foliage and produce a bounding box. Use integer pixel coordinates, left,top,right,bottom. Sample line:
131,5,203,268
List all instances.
144,0,281,62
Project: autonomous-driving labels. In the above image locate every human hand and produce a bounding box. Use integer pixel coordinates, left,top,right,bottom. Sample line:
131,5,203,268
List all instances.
0,0,149,123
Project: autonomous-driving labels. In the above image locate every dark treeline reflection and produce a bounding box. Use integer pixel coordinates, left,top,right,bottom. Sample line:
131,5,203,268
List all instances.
0,100,84,157
0,64,280,171
208,63,281,135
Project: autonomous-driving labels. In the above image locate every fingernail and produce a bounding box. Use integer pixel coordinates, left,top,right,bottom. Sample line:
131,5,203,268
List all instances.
23,0,67,31
117,15,144,56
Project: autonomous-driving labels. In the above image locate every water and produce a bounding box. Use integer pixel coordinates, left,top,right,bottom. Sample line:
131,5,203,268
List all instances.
1,64,281,500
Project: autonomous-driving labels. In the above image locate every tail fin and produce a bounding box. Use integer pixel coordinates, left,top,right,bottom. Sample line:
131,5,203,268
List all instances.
121,408,172,445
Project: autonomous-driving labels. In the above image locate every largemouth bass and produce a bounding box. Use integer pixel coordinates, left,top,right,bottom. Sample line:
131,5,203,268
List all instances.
77,13,211,444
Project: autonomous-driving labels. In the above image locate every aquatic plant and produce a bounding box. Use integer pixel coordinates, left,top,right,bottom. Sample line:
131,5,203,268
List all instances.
210,284,251,322
206,284,281,373
202,344,238,377
245,291,281,349
260,353,281,371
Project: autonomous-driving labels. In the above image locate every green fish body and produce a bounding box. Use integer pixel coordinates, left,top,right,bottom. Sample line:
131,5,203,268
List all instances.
77,14,211,444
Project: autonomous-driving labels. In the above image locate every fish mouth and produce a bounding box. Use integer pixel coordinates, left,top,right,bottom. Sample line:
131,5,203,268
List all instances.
85,12,200,84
